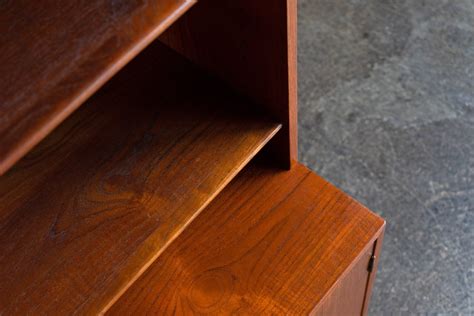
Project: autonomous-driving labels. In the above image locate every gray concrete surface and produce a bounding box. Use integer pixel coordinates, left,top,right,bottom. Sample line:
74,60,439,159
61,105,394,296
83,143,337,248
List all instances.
297,0,474,314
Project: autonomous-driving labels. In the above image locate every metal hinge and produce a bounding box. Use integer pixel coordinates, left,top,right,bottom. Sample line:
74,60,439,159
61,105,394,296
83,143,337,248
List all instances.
367,255,376,273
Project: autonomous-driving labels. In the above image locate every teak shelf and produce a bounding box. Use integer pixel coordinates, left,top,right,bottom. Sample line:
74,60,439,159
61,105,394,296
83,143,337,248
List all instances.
0,0,196,174
0,0,385,315
0,42,280,315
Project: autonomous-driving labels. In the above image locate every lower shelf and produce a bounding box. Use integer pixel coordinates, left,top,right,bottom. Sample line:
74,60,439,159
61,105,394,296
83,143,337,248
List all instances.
108,161,385,315
0,42,280,315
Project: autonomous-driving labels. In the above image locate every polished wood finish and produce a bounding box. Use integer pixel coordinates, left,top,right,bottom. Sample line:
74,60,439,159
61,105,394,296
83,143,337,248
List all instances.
159,0,298,168
108,162,385,315
0,0,196,175
0,0,386,313
310,241,380,315
0,42,280,315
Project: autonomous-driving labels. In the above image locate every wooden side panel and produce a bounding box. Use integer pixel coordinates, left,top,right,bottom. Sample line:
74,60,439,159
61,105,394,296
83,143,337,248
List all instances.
311,241,377,316
362,231,385,315
159,0,298,168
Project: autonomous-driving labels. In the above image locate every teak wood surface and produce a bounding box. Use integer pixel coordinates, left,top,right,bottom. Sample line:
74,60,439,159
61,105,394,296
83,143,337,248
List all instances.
109,161,385,315
311,244,375,315
0,0,195,175
160,0,298,167
0,42,280,315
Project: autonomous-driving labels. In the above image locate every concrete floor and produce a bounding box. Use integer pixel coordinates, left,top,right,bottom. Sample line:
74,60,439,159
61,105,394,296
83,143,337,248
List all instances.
298,0,474,314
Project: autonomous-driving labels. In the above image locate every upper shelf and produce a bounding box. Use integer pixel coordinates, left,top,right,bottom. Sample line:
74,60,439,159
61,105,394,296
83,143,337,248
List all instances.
0,0,196,175
0,42,280,314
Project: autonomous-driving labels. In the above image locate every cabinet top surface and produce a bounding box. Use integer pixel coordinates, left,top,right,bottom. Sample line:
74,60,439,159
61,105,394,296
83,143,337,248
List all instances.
109,161,385,315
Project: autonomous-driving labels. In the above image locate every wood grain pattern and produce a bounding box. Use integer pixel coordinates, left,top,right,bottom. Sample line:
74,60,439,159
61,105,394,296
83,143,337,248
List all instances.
159,0,298,168
311,243,376,315
0,42,280,315
0,0,196,175
108,161,385,315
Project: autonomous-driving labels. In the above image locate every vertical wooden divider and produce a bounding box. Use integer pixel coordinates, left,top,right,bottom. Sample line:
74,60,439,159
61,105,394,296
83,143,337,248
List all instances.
159,0,298,168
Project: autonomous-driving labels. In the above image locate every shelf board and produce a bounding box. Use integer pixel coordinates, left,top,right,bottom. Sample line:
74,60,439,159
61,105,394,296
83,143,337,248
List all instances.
0,42,280,315
108,161,385,315
0,0,196,175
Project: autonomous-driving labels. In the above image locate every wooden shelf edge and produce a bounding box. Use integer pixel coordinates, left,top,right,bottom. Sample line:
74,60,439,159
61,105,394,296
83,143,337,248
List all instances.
101,125,281,314
0,0,196,175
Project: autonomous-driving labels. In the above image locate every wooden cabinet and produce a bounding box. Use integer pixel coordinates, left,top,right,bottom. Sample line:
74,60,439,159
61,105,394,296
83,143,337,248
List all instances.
311,238,384,316
0,0,385,315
